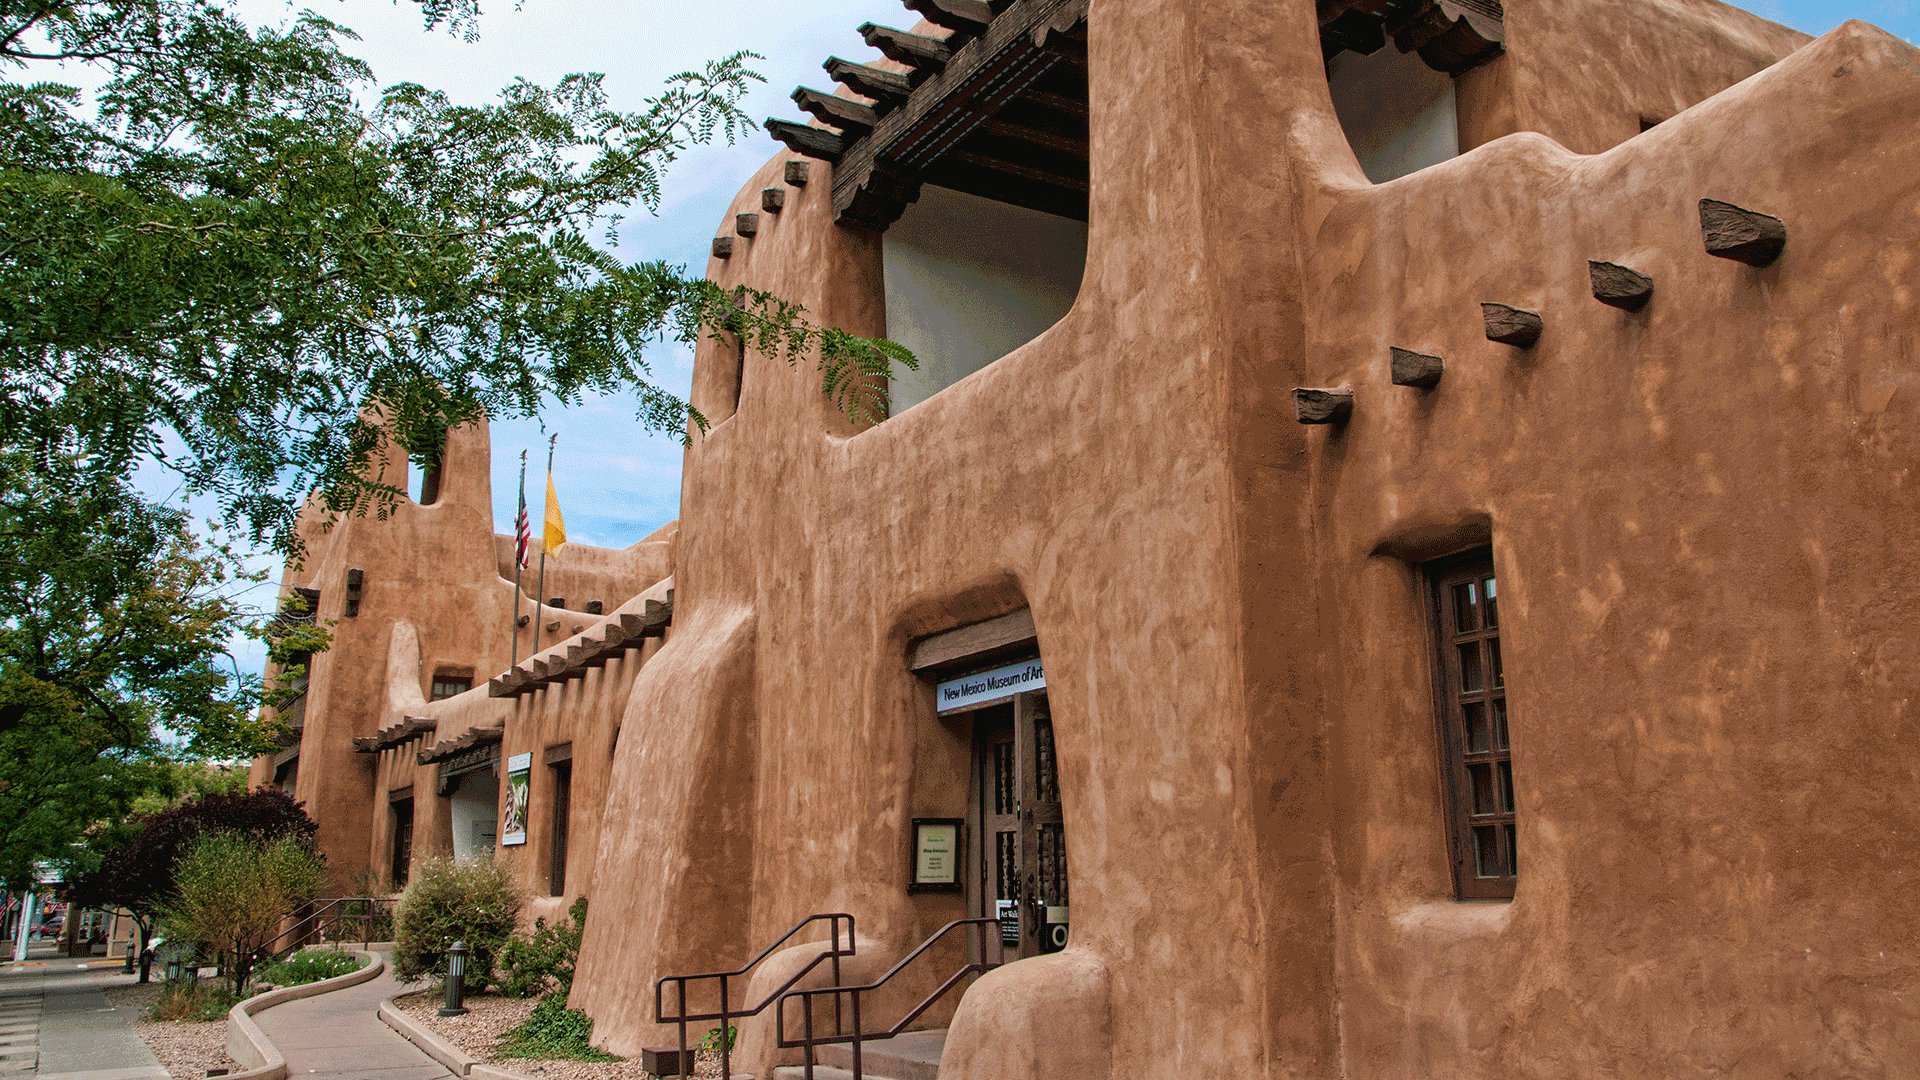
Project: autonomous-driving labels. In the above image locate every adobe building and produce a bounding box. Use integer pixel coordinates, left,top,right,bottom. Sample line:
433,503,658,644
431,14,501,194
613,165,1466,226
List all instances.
256,0,1920,1076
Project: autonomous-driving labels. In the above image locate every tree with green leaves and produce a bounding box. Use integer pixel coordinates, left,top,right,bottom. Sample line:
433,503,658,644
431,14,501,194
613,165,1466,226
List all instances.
0,462,275,894
165,831,324,997
63,785,317,981
2,0,914,558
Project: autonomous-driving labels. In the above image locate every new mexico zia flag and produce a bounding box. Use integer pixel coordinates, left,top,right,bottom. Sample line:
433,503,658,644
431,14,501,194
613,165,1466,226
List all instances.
543,475,566,556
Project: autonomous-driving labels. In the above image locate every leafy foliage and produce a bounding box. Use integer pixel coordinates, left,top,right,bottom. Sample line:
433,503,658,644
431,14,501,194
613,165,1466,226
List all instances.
0,465,281,892
497,990,621,1063
498,895,585,998
254,946,365,989
391,855,523,990
63,786,318,980
1,0,915,559
163,831,325,997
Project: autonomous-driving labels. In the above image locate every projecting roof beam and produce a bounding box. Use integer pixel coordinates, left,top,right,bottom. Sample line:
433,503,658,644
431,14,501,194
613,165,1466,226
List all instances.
902,0,995,37
1317,0,1504,73
859,23,955,72
792,87,879,134
765,118,849,162
824,56,913,111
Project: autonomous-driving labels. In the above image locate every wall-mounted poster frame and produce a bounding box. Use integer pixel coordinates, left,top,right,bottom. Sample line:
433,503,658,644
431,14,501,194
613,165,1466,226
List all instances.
502,752,532,846
909,817,963,892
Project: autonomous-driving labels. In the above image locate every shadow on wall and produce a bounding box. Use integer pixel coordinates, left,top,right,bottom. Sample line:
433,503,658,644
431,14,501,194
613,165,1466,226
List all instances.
883,185,1088,415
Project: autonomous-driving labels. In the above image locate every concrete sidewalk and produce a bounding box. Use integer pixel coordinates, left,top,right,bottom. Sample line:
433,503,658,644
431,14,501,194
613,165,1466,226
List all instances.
251,964,454,1080
1,940,166,1080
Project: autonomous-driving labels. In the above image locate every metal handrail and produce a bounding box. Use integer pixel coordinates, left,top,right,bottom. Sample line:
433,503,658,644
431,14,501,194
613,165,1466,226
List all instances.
776,917,1006,1080
654,912,855,1080
260,897,395,963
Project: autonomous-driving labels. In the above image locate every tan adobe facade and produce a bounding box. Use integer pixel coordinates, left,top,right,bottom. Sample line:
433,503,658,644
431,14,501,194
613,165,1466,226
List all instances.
256,0,1920,1075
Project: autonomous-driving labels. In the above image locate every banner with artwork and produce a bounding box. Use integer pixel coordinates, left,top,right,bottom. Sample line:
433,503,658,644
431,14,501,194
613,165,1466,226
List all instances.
502,752,531,846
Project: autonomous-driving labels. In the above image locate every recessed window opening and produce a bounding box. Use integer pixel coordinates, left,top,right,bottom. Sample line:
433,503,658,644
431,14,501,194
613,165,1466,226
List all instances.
548,759,572,896
1326,45,1460,183
1426,548,1516,900
391,798,415,888
414,427,449,505
430,671,472,701
884,186,1087,415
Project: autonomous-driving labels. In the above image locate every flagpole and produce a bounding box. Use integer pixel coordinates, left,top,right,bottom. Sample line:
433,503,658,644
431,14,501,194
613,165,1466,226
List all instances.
511,450,528,667
533,434,557,652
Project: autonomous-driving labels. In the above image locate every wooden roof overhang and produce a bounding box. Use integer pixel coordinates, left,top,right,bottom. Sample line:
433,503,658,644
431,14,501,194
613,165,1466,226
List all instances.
485,596,673,700
769,0,1091,231
417,722,504,767
1318,0,1505,73
352,715,437,754
767,0,1503,232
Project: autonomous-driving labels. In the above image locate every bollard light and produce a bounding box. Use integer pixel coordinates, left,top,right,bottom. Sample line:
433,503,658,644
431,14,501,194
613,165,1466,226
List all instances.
165,957,182,984
123,941,135,974
438,940,469,1017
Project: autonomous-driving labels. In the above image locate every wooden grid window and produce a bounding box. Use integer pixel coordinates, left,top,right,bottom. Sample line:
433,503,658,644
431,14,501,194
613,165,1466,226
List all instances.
1428,550,1516,900
430,675,471,701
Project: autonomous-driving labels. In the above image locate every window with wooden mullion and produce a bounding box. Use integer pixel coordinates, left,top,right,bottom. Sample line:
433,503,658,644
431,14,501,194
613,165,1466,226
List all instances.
1431,550,1516,900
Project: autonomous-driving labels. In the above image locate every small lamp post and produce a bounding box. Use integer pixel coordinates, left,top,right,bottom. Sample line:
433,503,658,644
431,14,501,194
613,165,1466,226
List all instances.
164,956,182,985
122,940,135,974
438,941,469,1017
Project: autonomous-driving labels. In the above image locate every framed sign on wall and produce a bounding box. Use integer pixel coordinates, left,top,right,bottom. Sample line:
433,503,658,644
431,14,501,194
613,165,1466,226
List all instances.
909,818,963,892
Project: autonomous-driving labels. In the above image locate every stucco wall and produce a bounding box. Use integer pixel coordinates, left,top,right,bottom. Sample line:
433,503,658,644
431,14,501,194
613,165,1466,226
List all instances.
569,0,1920,1077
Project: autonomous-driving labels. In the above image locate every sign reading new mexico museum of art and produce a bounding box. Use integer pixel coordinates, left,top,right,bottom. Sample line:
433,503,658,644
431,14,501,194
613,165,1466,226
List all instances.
937,658,1045,714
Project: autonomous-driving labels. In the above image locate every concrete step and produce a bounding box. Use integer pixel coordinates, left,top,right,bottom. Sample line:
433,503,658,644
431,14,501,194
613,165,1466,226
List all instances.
771,1029,945,1080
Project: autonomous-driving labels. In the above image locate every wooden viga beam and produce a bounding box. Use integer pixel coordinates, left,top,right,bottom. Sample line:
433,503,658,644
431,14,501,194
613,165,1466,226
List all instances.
766,118,849,162
793,87,879,135
859,23,954,72
903,0,996,37
824,56,913,111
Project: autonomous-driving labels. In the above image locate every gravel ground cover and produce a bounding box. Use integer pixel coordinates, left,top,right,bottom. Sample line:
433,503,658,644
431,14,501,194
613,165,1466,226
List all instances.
102,981,243,1080
392,989,729,1079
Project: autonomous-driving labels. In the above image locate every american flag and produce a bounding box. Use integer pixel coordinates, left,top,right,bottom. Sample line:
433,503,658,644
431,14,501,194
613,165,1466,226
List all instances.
514,482,532,570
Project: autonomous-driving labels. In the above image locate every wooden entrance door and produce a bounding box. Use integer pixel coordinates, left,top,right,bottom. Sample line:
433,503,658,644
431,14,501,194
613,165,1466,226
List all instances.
974,690,1068,959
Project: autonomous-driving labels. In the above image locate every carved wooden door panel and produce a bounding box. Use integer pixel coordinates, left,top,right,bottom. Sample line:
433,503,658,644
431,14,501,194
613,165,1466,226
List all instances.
1019,692,1068,955
974,691,1068,960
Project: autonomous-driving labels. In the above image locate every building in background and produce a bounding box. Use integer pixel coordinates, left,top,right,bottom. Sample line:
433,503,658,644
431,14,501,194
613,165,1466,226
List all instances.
259,0,1920,1075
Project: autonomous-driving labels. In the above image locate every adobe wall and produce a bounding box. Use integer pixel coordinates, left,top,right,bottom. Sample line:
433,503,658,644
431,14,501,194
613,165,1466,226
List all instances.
1295,19,1920,1079
564,1,1920,1078
250,418,674,893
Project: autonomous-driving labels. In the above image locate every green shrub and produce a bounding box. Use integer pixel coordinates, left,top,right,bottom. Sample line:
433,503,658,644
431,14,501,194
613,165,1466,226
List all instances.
148,983,238,1022
496,991,621,1062
163,832,325,998
253,947,365,989
392,855,523,990
499,897,586,999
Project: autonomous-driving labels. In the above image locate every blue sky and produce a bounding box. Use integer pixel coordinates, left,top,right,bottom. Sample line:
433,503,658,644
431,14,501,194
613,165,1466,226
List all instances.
135,0,1918,675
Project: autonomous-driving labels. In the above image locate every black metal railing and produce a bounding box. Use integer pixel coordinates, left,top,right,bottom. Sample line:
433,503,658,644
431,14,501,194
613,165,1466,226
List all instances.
655,913,855,1080
261,896,396,963
776,917,1006,1080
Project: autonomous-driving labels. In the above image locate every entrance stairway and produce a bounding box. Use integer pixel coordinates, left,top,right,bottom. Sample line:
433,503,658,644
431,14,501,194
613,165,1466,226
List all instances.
771,1028,946,1080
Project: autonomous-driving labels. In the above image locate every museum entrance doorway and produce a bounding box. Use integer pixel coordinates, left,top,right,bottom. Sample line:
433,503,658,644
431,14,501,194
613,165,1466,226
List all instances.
913,608,1069,959
972,690,1068,959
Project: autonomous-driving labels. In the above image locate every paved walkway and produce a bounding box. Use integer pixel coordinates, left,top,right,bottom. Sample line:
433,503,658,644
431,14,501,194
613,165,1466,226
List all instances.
251,963,454,1080
1,941,166,1080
